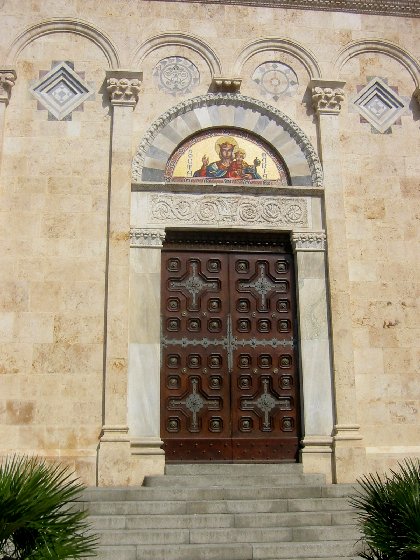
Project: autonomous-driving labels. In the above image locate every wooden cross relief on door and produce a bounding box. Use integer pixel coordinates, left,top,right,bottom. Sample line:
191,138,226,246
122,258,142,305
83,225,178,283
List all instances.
160,232,300,462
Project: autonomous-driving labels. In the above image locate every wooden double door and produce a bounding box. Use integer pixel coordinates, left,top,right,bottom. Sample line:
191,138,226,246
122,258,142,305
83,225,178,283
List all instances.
161,233,300,462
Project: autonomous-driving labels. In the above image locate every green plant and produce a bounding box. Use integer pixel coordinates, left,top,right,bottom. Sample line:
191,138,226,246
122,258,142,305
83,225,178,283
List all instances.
0,455,97,559
350,458,420,560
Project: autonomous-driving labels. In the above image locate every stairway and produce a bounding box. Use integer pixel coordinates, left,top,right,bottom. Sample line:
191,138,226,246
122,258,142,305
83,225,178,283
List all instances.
84,464,363,560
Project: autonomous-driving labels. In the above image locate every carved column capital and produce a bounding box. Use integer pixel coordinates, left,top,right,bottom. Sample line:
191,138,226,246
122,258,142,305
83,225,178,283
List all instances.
291,231,326,252
0,69,17,105
414,87,420,107
105,70,143,107
130,227,166,248
310,79,346,115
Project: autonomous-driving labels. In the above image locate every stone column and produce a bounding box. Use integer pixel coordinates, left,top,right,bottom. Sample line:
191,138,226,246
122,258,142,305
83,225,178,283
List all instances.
292,232,334,483
0,70,16,173
98,70,142,485
128,228,165,474
310,80,366,482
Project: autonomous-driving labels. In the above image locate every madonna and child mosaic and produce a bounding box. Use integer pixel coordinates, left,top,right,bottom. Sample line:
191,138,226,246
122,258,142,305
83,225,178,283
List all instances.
164,129,290,186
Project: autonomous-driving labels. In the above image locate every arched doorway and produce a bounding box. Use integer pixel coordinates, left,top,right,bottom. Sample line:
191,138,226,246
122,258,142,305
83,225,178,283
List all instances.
128,94,334,479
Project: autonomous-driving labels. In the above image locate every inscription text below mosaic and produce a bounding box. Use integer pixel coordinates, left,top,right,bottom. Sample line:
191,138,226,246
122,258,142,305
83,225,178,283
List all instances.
165,129,290,186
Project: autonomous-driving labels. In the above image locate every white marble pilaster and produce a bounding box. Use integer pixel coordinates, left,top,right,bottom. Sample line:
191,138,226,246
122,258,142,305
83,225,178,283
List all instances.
292,232,334,481
128,228,165,459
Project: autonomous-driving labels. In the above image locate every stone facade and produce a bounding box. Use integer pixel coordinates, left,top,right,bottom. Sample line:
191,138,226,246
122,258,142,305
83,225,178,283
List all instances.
0,0,419,486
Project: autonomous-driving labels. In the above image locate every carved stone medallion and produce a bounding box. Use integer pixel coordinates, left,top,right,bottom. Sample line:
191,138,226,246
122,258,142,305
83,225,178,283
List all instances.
153,57,199,96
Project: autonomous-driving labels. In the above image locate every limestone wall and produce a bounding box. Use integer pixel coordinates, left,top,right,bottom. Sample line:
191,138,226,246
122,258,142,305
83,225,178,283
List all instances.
0,0,418,484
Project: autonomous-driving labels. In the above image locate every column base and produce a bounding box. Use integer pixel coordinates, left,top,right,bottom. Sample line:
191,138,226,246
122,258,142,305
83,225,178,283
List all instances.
300,436,333,483
98,425,132,486
333,424,367,483
97,430,165,486
130,437,165,478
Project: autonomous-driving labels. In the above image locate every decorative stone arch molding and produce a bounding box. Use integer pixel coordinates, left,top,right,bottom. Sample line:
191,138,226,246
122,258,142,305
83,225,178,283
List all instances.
5,18,121,68
130,32,222,76
132,93,323,188
233,38,322,80
334,39,420,89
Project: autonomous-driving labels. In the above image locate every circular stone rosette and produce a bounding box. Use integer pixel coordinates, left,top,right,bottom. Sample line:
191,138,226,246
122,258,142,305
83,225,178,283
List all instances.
153,56,200,96
252,62,298,101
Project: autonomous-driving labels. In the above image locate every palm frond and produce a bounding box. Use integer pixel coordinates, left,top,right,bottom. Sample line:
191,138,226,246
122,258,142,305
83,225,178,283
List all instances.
0,455,98,560
350,458,420,560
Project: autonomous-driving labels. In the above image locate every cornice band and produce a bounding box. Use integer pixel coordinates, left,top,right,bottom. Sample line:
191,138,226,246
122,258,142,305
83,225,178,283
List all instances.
147,0,420,17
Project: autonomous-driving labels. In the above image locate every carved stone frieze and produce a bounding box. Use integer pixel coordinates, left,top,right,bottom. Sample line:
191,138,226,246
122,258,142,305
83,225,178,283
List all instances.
0,70,17,105
106,70,143,107
157,0,420,17
147,194,309,228
291,232,326,251
130,228,166,248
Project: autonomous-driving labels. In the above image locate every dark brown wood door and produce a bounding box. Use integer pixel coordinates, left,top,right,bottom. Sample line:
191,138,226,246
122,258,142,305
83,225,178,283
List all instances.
161,237,300,462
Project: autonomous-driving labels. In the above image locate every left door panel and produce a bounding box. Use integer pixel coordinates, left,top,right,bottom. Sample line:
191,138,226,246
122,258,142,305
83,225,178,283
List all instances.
161,251,232,461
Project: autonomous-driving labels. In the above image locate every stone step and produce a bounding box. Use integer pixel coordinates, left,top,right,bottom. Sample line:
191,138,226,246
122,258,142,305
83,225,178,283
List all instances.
165,463,304,475
252,540,362,558
90,511,355,530
83,483,356,503
98,526,302,545
85,475,361,560
96,540,361,560
97,525,360,546
143,473,326,487
96,543,252,560
188,497,353,514
85,496,353,516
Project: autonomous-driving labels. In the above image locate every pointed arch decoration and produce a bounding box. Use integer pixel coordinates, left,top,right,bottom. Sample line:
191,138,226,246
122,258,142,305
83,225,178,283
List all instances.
132,93,323,188
6,18,121,68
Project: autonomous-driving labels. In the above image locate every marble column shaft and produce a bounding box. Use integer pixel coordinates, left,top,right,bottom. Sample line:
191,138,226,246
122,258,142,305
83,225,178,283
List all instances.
128,229,166,454
293,233,334,481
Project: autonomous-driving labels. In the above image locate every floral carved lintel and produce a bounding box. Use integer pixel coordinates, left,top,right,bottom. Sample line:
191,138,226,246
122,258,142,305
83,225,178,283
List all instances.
130,228,166,248
105,70,143,107
310,80,346,115
291,232,326,251
147,194,309,228
0,70,17,105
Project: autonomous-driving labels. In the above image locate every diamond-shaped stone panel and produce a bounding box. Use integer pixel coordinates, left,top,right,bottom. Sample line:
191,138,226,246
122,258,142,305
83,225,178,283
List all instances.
30,62,93,120
353,77,405,133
